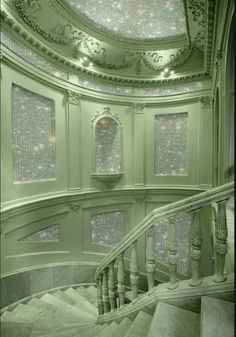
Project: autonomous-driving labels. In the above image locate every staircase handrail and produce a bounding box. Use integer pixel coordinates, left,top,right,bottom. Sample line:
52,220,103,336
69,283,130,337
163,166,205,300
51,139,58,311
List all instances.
95,182,234,279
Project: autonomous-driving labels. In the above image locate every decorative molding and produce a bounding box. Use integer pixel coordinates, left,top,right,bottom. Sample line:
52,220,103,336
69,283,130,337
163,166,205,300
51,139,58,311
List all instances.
215,49,223,70
200,96,213,108
133,103,145,114
67,202,81,211
67,90,81,105
91,106,120,124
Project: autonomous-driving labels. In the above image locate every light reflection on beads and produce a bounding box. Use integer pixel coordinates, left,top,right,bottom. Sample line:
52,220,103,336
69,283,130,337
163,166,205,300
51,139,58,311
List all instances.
1,30,68,80
95,117,122,174
79,78,134,96
18,224,59,242
91,211,125,246
155,113,188,175
12,85,56,183
65,0,186,40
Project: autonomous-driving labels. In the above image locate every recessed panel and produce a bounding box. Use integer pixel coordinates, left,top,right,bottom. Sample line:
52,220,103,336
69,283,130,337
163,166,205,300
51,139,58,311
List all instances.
12,84,56,183
91,211,125,246
154,113,188,175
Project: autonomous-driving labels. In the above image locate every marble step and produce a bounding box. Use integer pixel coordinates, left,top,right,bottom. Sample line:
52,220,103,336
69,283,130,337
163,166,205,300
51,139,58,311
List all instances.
147,301,200,337
38,322,107,337
115,317,133,337
84,286,98,306
40,293,93,322
76,286,98,307
1,322,33,337
96,321,118,337
1,304,46,324
65,287,98,315
53,290,97,319
200,296,234,337
124,310,153,337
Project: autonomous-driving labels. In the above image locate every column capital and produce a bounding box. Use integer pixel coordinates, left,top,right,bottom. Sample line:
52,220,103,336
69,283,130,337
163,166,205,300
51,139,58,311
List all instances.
67,90,81,105
200,96,213,108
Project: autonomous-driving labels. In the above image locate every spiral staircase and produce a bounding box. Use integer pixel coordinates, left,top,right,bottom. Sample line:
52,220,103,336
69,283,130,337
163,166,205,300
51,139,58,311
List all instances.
1,182,234,337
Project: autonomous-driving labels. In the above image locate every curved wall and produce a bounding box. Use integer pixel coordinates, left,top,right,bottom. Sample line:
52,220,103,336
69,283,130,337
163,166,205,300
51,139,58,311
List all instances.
1,37,215,292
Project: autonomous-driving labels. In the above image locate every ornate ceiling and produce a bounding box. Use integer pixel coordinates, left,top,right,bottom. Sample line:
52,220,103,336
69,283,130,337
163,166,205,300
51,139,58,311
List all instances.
0,0,215,85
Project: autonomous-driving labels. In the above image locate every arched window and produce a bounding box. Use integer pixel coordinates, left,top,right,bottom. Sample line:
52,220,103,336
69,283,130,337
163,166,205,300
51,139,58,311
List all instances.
92,107,123,184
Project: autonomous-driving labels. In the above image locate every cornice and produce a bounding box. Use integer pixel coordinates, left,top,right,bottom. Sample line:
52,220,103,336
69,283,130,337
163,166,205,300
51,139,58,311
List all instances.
1,1,212,85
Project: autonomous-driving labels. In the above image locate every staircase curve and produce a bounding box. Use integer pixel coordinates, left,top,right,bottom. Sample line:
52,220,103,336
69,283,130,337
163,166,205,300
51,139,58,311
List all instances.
1,182,234,337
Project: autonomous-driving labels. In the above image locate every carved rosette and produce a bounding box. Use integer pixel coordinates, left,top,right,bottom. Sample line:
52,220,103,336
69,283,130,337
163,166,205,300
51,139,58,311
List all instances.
213,199,228,283
133,103,145,114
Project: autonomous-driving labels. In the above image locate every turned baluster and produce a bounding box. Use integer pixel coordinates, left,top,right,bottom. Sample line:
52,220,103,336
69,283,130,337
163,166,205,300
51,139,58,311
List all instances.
213,199,228,283
146,226,155,290
167,216,179,290
102,269,110,313
189,208,202,286
97,275,104,315
130,241,139,300
108,261,116,311
117,252,125,307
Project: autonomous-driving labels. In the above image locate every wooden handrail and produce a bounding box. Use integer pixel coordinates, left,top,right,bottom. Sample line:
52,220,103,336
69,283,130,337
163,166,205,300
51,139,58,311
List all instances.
96,182,234,279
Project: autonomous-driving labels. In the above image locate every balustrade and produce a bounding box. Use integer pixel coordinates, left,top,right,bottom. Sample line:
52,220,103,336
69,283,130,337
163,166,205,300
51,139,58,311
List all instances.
167,216,179,290
130,241,139,300
146,226,155,290
189,207,202,286
95,182,233,318
213,199,228,283
102,269,110,313
117,252,125,307
108,261,117,310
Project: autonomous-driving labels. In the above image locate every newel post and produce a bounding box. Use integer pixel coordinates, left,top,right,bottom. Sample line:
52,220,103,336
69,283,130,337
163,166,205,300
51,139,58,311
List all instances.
97,275,104,315
167,216,179,290
117,252,125,307
102,269,110,313
189,207,202,286
130,241,139,300
108,261,117,311
146,226,156,290
213,199,228,283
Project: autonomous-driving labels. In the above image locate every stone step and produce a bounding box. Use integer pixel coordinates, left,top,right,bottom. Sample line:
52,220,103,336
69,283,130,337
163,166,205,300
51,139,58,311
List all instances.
65,287,98,315
53,290,97,319
147,301,200,337
40,293,93,322
200,296,234,337
115,317,133,337
1,322,33,337
76,285,98,307
96,321,118,337
38,322,107,337
124,310,153,337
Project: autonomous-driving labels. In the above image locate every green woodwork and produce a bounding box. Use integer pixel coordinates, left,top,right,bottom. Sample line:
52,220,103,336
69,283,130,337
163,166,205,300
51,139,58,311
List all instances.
0,0,234,294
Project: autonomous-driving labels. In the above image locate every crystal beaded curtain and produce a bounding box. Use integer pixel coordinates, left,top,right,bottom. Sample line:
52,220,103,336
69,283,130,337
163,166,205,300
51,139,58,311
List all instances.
154,212,191,274
65,0,186,40
18,225,59,242
79,78,134,96
12,85,56,183
154,113,188,175
95,117,122,174
91,211,125,246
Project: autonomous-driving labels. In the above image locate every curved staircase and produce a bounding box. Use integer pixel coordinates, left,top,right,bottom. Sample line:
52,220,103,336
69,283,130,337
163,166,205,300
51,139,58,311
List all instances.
1,285,234,337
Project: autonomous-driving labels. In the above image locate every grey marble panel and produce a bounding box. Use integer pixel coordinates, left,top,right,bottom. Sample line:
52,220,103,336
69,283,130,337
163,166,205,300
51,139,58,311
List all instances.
1,272,31,308
29,267,53,294
52,265,76,287
74,265,97,284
